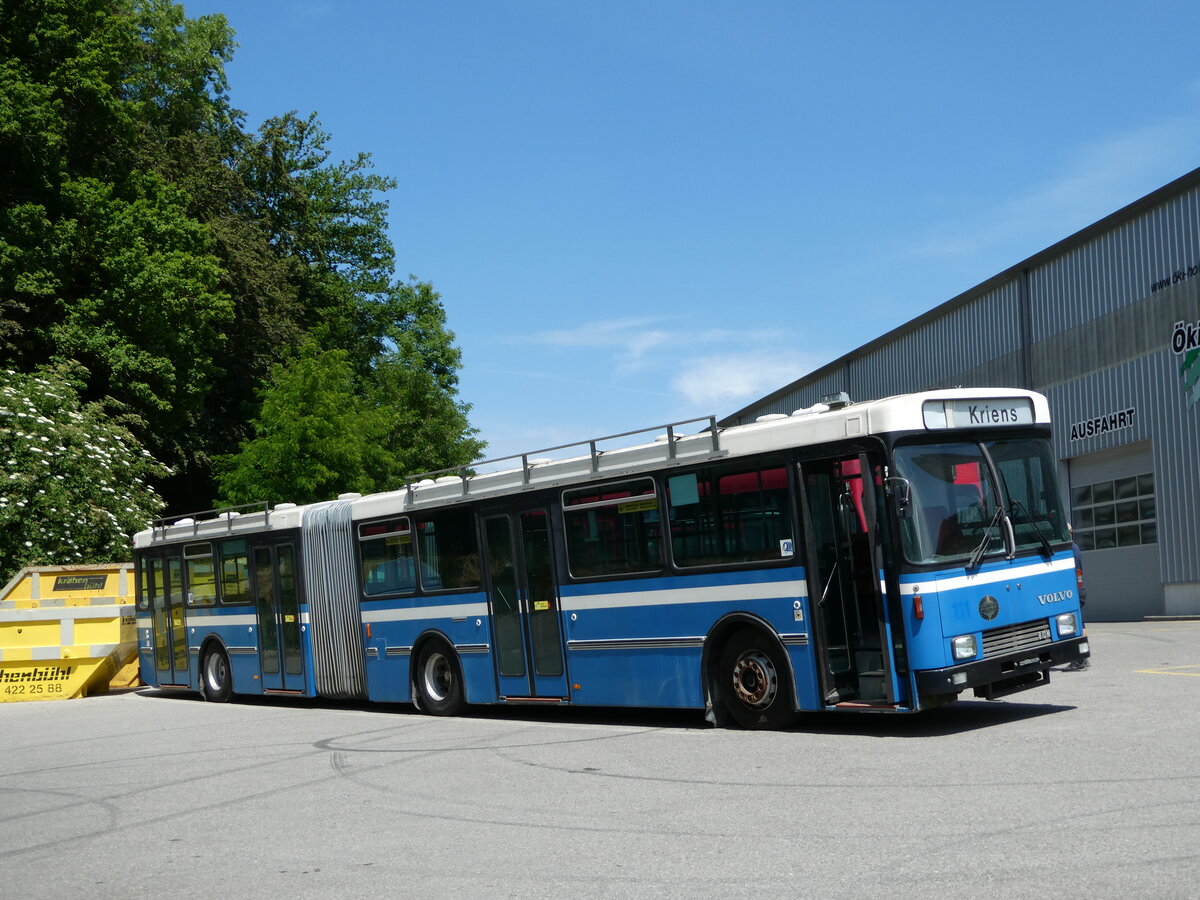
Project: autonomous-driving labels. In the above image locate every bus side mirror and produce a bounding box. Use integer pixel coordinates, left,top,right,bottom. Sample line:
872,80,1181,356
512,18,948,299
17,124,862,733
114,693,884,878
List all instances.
885,477,911,517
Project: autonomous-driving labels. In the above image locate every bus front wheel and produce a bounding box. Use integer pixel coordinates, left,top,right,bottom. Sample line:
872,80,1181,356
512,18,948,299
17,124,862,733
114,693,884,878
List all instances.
718,628,796,729
201,646,232,703
415,641,466,716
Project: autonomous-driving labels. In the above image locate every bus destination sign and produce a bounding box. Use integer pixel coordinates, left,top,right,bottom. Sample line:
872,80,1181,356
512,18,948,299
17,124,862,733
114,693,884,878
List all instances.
922,398,1035,430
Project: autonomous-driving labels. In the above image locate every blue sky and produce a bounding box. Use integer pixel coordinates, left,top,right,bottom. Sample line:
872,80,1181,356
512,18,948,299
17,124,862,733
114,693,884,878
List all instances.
185,1,1200,461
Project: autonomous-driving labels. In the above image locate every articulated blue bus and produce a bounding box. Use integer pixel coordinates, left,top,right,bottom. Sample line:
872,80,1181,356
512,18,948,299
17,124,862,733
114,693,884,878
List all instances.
134,387,1090,728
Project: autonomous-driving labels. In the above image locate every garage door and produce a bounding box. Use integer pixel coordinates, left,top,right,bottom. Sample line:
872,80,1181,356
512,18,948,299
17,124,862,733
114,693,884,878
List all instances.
1068,440,1161,621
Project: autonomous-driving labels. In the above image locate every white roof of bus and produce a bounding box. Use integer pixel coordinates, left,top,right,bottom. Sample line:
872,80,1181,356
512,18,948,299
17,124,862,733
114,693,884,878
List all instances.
134,387,1049,545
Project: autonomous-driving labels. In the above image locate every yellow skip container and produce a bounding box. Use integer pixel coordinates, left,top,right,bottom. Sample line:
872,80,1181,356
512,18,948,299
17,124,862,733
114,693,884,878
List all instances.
0,563,138,702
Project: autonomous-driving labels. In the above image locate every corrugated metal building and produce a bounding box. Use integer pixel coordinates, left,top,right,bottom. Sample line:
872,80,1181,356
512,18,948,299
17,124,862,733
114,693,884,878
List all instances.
722,168,1200,622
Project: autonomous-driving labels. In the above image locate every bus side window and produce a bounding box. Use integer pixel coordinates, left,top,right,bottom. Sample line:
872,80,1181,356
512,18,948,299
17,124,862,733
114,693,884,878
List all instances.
358,519,415,597
562,477,662,578
414,508,480,591
136,556,150,611
668,457,793,568
219,539,251,604
184,542,217,607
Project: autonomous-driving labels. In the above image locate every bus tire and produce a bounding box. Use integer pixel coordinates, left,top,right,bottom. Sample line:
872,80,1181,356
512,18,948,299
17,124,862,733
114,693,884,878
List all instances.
201,646,233,703
718,627,796,730
415,640,466,716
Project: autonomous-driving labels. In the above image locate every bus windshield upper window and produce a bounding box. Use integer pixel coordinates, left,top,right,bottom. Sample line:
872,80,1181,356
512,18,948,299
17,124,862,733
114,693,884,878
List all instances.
893,437,1067,565
892,443,1004,564
986,438,1070,549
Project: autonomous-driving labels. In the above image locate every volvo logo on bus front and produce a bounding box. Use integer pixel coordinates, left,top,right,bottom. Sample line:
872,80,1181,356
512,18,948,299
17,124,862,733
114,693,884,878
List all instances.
1036,590,1073,605
979,596,1000,621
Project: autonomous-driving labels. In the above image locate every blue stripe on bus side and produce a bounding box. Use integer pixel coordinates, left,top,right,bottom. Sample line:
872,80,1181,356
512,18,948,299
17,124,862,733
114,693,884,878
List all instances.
181,606,272,697
560,570,813,709
360,591,494,705
359,572,815,710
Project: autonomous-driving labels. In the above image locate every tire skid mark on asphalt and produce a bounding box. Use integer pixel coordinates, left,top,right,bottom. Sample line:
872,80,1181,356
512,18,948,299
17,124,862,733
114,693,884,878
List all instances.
313,723,666,755
0,784,126,858
0,735,383,860
317,733,731,838
491,747,1200,790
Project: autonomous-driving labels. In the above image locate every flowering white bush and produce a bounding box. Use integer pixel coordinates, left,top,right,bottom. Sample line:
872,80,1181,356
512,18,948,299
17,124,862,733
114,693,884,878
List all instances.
0,367,167,573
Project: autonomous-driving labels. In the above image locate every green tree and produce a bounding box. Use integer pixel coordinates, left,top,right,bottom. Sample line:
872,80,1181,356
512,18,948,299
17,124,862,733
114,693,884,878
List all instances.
214,345,378,506
1,0,485,517
215,339,484,506
0,0,237,504
364,354,484,487
233,112,399,360
0,365,166,572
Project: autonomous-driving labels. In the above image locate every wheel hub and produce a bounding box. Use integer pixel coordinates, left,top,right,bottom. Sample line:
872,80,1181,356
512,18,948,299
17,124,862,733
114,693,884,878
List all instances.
423,653,451,702
732,651,778,708
205,653,227,690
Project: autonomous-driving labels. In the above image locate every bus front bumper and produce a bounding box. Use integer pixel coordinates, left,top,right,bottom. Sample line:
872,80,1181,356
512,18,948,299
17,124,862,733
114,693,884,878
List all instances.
914,635,1090,701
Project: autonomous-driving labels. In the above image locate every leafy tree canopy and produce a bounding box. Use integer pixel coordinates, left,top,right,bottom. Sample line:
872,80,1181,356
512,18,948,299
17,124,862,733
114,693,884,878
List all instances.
215,333,483,507
0,364,167,572
0,0,485,564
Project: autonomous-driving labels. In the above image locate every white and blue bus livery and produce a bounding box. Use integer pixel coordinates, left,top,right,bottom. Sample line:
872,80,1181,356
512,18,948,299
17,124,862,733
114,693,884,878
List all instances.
134,387,1090,728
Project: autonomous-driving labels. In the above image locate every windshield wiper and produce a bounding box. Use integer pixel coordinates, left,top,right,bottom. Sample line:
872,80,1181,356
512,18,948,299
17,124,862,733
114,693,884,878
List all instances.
1009,499,1054,558
968,505,1005,570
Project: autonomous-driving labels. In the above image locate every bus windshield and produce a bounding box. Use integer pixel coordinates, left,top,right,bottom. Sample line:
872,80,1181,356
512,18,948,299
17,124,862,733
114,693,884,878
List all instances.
893,437,1068,565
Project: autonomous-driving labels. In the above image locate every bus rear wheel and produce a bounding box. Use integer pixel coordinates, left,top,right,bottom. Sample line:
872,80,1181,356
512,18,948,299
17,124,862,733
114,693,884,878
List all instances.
718,628,796,729
202,646,232,703
415,641,465,716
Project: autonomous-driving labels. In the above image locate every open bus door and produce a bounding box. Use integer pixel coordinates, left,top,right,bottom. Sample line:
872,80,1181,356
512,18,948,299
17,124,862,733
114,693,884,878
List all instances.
799,450,907,707
481,507,570,701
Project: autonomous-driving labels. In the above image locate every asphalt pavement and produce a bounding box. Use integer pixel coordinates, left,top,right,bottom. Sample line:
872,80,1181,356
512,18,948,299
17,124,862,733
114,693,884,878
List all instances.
1,621,1197,899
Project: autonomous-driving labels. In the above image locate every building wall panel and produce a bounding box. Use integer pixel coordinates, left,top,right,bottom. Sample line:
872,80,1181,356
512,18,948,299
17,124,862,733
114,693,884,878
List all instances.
1029,183,1200,341
847,280,1022,402
1045,350,1200,584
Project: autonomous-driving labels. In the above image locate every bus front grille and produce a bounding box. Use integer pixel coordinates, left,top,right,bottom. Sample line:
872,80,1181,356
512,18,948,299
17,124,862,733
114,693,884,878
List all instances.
982,619,1052,659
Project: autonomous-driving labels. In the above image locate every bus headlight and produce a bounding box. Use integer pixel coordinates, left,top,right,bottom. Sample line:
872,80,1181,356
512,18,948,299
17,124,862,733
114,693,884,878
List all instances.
952,635,978,660
1056,613,1078,637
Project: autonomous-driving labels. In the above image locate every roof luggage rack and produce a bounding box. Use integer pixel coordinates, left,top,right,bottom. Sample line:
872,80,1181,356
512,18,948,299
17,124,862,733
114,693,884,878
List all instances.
402,415,723,502
149,501,272,541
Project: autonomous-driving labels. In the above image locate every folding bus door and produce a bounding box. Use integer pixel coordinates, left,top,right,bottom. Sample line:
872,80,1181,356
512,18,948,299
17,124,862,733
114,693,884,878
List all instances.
150,554,190,686
253,543,306,693
799,451,903,706
482,508,569,700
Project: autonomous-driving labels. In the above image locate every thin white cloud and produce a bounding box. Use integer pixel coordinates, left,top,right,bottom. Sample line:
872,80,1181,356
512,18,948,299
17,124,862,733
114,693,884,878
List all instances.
507,316,820,411
899,112,1200,263
536,316,670,349
671,351,818,410
473,365,672,397
532,317,672,372
533,317,788,375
